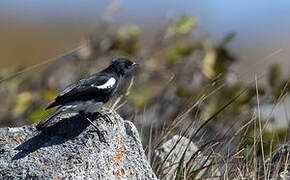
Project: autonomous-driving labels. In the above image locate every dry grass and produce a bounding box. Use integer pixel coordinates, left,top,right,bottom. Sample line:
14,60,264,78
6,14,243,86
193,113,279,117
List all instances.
0,13,289,179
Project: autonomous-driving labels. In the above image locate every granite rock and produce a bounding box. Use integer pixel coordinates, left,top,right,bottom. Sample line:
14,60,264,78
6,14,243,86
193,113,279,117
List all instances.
0,109,157,179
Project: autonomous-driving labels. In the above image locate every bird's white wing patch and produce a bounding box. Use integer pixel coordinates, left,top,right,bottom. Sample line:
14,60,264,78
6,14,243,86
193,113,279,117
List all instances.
92,77,116,89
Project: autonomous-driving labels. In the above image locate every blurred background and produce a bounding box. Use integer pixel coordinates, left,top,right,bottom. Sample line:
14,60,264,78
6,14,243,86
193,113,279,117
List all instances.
1,0,290,76
0,1,289,178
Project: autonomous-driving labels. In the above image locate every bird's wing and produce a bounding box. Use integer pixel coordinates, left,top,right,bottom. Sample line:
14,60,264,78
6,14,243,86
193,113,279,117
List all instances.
36,106,64,130
46,73,116,109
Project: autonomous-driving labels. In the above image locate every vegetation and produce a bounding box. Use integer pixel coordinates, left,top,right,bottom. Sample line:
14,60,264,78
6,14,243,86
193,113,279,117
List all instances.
0,15,289,179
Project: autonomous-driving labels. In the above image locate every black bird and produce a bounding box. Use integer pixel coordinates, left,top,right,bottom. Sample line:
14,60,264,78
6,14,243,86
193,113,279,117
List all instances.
36,58,137,131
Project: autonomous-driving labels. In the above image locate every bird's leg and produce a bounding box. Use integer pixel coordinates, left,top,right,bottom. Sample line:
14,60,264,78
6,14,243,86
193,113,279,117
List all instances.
91,112,114,124
102,113,113,124
79,112,107,143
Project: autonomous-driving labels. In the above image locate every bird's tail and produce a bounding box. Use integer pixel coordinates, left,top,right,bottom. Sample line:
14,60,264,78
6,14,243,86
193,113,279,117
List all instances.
36,106,63,130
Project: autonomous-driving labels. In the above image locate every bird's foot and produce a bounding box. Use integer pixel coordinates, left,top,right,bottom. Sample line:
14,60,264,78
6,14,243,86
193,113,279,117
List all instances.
80,112,107,143
88,129,107,143
90,112,113,124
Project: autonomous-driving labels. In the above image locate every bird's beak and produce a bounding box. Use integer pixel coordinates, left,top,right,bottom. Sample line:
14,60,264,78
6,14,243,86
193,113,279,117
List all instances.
132,62,138,66
126,62,138,73
132,62,139,69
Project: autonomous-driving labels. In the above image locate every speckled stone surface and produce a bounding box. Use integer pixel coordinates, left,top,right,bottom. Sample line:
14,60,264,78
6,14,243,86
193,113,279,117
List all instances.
0,109,157,180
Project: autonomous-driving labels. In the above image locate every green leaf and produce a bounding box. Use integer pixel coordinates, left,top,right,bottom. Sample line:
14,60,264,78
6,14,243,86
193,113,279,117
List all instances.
202,49,217,78
127,83,150,109
13,92,33,116
27,107,57,124
167,43,191,64
118,24,141,39
174,16,196,34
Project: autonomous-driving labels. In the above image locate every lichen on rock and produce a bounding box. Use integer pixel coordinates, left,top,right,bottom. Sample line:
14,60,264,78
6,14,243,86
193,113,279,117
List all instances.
0,108,157,179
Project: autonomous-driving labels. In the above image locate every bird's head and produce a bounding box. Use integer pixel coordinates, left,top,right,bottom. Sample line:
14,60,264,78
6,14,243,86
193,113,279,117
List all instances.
111,58,138,75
